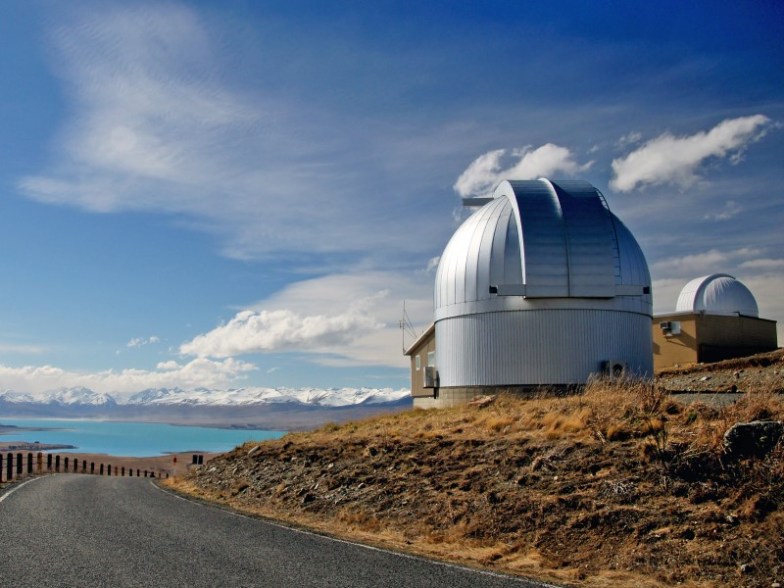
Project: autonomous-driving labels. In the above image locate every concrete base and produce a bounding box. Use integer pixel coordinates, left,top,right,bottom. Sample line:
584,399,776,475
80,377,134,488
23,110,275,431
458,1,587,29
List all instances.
412,385,578,409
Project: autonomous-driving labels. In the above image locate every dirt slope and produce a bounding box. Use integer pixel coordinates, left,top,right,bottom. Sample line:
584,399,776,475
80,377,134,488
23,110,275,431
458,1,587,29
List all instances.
169,354,784,588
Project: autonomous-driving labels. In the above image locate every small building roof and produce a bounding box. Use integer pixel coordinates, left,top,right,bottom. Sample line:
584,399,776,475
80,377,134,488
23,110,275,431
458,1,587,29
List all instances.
403,323,435,356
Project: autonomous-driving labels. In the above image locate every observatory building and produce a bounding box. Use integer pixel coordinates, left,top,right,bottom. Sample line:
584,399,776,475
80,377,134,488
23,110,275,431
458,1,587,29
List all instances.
653,273,777,371
406,178,653,408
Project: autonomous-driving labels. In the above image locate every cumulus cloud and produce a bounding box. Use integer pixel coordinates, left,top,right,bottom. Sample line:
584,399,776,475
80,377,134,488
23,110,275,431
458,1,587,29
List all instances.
180,270,434,368
0,357,256,399
453,144,591,197
610,115,772,192
180,304,384,358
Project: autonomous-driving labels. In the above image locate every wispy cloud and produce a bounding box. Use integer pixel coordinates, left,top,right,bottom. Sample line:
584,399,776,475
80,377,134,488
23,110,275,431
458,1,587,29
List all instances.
651,247,761,277
610,115,772,192
739,258,784,270
0,343,47,355
127,336,160,348
17,3,447,261
703,200,742,221
453,144,591,198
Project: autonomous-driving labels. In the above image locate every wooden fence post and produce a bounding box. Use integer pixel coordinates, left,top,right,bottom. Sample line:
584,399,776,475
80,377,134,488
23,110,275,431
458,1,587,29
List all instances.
55,455,60,472
27,453,33,475
136,469,140,477
64,457,69,472
47,453,52,471
37,452,43,473
121,467,125,476
91,462,95,474
0,453,4,482
99,464,104,475
108,464,112,476
16,453,22,476
6,454,12,481
82,460,87,473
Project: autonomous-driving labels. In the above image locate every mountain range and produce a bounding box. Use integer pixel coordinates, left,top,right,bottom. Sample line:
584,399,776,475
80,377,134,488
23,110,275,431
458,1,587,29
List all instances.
0,386,413,430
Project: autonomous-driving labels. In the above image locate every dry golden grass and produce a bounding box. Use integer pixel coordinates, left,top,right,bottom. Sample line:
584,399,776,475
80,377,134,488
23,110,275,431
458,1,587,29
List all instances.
168,377,784,588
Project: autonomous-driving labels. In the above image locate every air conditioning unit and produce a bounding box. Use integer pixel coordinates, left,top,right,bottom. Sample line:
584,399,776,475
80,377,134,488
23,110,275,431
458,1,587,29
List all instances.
660,320,681,336
423,366,438,388
601,360,627,378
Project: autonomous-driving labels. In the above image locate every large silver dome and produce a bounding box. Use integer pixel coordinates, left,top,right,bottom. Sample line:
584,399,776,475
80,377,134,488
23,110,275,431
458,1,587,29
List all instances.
434,178,653,387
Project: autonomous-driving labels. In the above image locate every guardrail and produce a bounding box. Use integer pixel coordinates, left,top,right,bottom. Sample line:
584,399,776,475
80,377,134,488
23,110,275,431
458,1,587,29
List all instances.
0,452,191,483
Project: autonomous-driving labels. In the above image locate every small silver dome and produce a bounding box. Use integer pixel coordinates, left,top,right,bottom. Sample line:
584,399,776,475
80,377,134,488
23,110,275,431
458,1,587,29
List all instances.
676,273,759,317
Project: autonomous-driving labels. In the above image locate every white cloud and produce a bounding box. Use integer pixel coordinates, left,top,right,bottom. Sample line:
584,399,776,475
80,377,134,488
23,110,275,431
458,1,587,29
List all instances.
17,4,446,261
127,336,160,348
0,343,47,355
703,200,742,221
453,144,591,198
180,304,384,358
617,131,642,148
610,115,772,192
739,258,784,270
651,247,761,277
181,270,434,368
0,357,256,400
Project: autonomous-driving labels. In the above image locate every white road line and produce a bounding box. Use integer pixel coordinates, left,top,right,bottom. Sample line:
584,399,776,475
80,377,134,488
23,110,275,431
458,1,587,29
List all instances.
0,477,41,504
151,481,561,587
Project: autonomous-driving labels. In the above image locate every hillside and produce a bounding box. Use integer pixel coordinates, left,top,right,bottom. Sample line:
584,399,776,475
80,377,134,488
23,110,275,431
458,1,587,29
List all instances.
169,353,784,588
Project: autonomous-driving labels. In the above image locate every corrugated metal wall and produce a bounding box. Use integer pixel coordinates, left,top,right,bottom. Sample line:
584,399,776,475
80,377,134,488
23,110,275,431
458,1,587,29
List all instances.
436,309,653,387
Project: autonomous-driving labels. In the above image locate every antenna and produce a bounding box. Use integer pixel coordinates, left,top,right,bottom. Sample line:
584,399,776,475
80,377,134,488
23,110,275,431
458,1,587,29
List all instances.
399,300,420,352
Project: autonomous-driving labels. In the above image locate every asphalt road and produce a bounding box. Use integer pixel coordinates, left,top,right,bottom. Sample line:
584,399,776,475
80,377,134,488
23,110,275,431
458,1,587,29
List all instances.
0,475,555,588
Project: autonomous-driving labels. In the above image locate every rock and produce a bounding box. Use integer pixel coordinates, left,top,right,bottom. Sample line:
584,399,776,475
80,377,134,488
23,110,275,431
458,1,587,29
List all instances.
724,420,784,458
247,445,260,457
469,395,496,408
699,376,711,381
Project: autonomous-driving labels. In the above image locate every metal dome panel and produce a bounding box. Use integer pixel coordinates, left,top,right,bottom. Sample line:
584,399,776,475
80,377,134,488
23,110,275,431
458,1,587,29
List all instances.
675,274,759,317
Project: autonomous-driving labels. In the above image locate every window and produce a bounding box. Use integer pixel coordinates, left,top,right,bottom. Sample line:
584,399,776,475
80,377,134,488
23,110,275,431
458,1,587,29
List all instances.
427,351,436,367
415,355,421,370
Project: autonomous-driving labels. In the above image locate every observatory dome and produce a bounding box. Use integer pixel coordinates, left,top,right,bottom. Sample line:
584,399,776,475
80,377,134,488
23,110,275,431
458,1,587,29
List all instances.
675,274,759,317
434,178,653,388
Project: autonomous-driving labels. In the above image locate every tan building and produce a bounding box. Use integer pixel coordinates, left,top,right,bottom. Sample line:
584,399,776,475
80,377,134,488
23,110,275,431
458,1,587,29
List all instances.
404,323,436,402
653,274,778,372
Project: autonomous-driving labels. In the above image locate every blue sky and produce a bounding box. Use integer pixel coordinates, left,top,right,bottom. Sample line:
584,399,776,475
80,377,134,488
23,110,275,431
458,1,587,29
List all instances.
0,1,782,397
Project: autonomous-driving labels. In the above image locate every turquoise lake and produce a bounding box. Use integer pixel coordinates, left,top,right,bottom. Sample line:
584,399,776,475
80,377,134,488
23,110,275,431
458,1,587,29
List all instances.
0,418,284,457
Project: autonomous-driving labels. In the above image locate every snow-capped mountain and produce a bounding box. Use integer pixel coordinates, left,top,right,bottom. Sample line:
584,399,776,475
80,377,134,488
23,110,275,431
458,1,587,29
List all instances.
124,386,410,407
0,387,117,406
0,386,412,429
0,386,410,409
